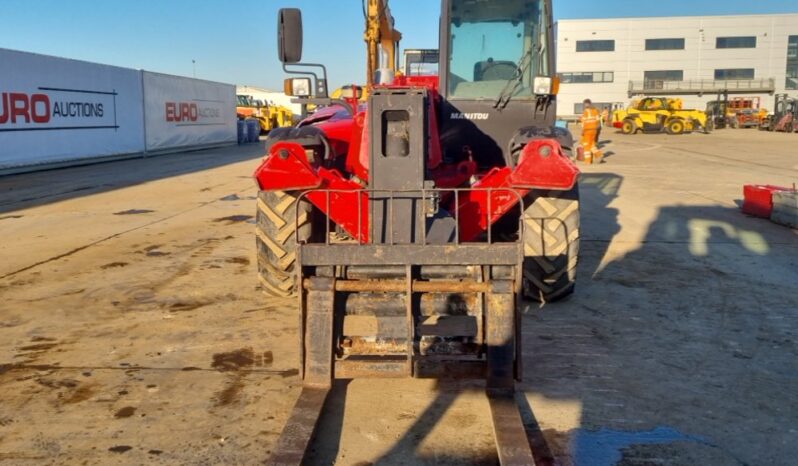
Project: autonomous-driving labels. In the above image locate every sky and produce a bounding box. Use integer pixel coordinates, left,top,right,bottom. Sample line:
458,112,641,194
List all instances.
1,0,797,91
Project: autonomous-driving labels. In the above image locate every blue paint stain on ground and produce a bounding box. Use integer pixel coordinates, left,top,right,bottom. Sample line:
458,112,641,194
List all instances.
572,426,707,466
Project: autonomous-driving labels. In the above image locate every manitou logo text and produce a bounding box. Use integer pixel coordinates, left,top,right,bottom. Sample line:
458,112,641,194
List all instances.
165,102,221,123
450,112,489,120
0,92,105,125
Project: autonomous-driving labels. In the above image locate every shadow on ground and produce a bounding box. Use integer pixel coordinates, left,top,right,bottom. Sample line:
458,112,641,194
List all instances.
523,174,795,465
294,170,794,465
0,143,266,214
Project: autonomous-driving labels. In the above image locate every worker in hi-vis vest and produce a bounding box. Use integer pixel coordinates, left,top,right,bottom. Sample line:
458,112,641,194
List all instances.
579,99,602,163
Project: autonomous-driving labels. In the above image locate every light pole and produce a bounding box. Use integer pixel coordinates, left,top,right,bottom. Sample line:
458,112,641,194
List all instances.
192,59,196,78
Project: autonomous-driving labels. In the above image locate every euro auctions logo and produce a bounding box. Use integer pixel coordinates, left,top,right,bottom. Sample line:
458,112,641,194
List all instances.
0,87,118,132
165,102,198,122
165,101,222,125
0,93,51,123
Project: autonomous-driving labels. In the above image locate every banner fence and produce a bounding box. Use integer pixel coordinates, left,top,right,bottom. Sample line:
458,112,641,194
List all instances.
0,48,237,173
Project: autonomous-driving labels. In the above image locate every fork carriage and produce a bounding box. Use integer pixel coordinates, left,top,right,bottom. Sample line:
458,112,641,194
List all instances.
271,187,537,465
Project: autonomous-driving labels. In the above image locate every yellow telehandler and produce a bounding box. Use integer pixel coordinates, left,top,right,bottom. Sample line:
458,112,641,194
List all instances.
613,97,711,135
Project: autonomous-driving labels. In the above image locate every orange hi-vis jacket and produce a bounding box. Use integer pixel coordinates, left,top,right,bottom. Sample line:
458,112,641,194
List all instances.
581,107,601,130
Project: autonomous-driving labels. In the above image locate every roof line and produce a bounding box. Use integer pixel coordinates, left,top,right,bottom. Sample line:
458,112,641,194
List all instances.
556,12,798,23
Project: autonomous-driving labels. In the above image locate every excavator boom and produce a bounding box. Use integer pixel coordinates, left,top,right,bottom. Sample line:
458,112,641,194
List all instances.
364,0,402,84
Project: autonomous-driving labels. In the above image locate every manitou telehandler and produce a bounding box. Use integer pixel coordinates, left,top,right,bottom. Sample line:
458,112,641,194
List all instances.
254,1,579,463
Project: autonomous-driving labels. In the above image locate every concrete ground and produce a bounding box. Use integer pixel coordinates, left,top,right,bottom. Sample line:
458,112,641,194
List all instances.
0,129,796,465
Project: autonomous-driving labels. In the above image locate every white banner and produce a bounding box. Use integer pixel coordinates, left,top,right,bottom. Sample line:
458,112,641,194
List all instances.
0,48,145,169
143,72,236,151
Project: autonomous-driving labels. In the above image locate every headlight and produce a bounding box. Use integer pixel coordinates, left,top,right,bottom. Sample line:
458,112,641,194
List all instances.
285,77,311,97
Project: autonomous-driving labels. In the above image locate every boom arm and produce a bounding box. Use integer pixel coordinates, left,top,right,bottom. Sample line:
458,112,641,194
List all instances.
364,0,402,84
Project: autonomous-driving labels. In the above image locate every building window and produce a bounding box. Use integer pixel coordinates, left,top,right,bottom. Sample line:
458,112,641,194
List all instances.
645,38,685,50
574,102,617,114
644,70,684,82
559,71,614,83
716,36,756,49
576,40,615,52
787,36,798,90
714,68,755,80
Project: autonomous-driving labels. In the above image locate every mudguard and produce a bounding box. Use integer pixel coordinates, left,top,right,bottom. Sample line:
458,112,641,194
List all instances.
508,125,575,162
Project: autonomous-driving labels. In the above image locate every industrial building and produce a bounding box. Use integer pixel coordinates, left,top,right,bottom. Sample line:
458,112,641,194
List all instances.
555,13,798,117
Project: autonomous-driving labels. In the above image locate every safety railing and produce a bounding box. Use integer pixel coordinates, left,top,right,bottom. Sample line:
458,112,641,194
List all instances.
628,78,776,96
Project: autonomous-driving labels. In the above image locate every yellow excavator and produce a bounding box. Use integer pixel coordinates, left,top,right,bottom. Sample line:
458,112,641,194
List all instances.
323,0,402,106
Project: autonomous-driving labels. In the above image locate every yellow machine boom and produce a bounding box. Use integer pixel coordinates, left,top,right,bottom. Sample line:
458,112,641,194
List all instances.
364,0,402,85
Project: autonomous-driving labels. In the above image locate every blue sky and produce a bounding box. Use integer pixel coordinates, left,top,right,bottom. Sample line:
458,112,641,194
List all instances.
1,1,797,90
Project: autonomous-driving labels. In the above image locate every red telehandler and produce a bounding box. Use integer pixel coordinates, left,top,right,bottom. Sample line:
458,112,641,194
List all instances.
254,1,580,463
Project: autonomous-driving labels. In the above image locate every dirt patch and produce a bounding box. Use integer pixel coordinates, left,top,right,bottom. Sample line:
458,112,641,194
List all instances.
169,300,213,312
30,336,57,342
19,342,59,352
101,262,129,269
36,378,78,389
220,194,241,201
61,384,95,404
0,215,23,220
211,348,275,371
209,348,273,406
213,215,253,224
114,209,154,215
146,251,170,257
214,375,246,406
148,449,163,455
108,445,132,453
212,348,256,372
226,257,250,265
114,406,137,418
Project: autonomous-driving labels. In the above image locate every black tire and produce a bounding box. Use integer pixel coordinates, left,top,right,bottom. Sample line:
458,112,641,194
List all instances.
522,186,580,302
255,190,312,297
621,119,637,135
666,119,685,135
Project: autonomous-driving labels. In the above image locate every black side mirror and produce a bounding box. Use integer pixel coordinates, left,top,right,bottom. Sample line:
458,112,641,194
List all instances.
278,8,303,64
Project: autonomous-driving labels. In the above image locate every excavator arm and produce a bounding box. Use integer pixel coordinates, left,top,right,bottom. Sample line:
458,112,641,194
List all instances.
364,0,402,84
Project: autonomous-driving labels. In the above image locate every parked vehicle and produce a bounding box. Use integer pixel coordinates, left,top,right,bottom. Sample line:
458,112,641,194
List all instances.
256,1,579,463
613,97,711,135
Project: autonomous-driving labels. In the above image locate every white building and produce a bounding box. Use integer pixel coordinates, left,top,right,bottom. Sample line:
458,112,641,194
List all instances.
555,13,798,117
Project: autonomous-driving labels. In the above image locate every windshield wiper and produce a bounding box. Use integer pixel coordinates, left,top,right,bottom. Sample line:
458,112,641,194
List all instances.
493,45,539,109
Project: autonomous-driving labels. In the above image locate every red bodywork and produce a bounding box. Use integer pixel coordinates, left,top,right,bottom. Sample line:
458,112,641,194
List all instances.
254,78,579,243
